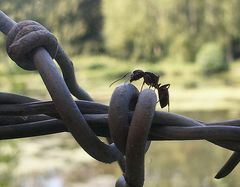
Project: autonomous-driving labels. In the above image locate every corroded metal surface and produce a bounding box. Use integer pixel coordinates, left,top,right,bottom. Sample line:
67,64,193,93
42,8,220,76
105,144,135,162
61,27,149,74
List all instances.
108,84,139,154
0,11,121,163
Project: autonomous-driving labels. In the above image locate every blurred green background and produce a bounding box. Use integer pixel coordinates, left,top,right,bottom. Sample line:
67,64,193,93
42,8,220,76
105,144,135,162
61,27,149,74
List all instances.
1,0,240,186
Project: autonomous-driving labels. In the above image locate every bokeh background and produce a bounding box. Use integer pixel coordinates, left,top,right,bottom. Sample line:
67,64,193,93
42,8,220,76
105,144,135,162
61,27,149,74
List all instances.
1,0,240,186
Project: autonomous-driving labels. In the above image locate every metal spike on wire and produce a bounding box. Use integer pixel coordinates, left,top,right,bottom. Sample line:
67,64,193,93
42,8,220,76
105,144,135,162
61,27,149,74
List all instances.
0,10,240,186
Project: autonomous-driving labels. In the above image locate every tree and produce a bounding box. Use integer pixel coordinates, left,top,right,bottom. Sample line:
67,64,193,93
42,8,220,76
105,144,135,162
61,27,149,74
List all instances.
103,0,162,61
56,0,103,54
0,0,104,55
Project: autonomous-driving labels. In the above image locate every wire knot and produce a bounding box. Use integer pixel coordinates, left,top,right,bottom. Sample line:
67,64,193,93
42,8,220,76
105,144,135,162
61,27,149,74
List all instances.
108,84,157,187
6,20,58,70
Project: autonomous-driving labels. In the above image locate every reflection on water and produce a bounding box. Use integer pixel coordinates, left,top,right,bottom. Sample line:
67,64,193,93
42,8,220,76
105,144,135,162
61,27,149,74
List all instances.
20,171,63,187
177,109,238,122
145,108,240,187
42,172,63,187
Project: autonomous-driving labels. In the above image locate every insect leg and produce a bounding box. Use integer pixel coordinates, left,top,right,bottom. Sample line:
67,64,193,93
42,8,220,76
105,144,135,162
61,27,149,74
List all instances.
140,81,145,91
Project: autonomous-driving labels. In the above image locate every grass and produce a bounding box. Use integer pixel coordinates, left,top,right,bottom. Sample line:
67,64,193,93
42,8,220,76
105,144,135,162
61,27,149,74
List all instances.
69,55,240,113
1,54,240,113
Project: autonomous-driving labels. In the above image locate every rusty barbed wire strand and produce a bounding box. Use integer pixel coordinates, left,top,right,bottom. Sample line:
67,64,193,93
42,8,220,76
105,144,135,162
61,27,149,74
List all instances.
1,110,240,142
0,11,91,101
0,10,240,185
0,10,126,174
215,152,240,179
0,10,123,164
1,91,240,184
124,90,157,187
0,12,125,168
0,93,240,141
108,84,139,155
1,89,240,180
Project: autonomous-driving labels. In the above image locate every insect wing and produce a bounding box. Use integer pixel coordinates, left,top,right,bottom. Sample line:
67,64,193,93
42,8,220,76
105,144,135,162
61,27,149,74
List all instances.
158,84,170,108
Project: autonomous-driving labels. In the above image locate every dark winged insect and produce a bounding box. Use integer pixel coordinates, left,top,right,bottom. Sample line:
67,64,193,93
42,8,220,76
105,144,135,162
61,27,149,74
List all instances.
157,84,170,111
110,69,170,111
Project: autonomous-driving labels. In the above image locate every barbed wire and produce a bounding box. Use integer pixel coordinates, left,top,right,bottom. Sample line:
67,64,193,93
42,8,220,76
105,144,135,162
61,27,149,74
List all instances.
0,10,240,186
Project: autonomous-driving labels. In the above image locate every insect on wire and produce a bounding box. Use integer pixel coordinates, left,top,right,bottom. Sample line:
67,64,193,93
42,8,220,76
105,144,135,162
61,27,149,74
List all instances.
110,69,170,111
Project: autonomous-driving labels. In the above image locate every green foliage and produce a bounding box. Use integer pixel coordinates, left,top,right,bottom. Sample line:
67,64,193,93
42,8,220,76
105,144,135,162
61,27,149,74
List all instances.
88,62,106,70
103,0,162,61
57,0,103,54
183,81,198,89
0,0,103,56
2,0,240,61
102,0,240,61
196,43,228,75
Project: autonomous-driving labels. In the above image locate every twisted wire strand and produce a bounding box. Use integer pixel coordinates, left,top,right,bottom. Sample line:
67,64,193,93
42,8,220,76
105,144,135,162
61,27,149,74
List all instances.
0,11,91,101
0,10,124,164
124,90,157,186
0,10,126,170
1,92,240,152
1,92,240,183
0,92,240,142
